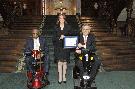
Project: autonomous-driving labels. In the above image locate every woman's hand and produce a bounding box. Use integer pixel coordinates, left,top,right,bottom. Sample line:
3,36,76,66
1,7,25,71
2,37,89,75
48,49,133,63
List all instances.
59,35,64,40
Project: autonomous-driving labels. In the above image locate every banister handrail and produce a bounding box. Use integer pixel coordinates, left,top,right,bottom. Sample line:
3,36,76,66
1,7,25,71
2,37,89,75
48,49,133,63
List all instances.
39,15,46,34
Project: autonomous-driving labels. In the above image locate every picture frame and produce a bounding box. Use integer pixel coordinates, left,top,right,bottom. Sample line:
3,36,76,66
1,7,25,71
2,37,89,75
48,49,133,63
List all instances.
64,36,78,48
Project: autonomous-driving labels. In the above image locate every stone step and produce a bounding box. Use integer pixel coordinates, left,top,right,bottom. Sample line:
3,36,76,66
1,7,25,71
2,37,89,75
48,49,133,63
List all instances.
12,26,39,30
91,28,108,31
96,36,131,42
97,45,134,50
0,61,17,67
80,17,104,21
116,54,135,58
81,22,106,27
9,34,31,39
0,66,16,73
0,49,23,56
13,25,40,28
14,21,41,23
13,28,35,30
0,41,25,47
15,16,42,21
14,22,41,24
96,41,131,46
0,46,16,50
14,22,41,25
116,50,135,55
10,30,32,34
100,54,135,61
104,62,135,71
98,48,135,56
102,57,135,65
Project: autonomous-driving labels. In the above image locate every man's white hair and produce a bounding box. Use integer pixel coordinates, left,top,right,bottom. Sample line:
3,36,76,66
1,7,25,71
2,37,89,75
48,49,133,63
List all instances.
81,24,91,30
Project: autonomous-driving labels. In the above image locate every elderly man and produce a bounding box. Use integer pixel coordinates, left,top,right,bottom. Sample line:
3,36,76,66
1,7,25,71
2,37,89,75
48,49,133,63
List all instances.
75,24,101,87
24,28,49,75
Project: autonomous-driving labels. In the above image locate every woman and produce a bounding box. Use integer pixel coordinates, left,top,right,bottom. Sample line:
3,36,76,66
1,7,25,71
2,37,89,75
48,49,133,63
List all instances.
53,14,71,84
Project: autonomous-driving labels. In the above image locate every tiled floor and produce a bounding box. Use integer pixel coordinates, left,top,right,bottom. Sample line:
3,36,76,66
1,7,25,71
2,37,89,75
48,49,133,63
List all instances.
0,65,135,89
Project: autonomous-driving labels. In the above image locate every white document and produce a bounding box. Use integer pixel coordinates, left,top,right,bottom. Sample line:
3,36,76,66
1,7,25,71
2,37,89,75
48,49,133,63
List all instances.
64,36,78,48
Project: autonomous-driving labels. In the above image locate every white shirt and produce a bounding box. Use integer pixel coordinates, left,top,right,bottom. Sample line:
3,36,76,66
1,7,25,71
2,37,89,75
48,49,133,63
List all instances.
83,35,88,49
33,37,40,50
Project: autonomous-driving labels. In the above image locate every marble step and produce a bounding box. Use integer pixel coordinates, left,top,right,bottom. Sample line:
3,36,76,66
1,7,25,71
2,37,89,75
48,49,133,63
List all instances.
0,66,16,73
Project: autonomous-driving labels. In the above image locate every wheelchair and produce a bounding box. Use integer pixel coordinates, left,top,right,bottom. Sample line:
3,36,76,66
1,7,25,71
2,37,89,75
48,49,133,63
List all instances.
25,50,49,89
73,49,97,89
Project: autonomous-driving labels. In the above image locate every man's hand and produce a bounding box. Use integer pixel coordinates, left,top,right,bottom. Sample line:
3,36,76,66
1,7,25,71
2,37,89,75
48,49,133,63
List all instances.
78,43,84,48
37,54,41,59
75,49,81,54
36,53,44,59
41,53,44,57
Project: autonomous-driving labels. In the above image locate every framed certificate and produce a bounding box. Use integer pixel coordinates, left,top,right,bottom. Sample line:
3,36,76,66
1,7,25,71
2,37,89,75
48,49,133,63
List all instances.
64,36,78,48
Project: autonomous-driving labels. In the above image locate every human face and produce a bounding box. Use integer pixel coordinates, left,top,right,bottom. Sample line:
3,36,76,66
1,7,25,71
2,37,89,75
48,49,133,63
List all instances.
82,25,91,36
32,29,39,39
59,15,65,24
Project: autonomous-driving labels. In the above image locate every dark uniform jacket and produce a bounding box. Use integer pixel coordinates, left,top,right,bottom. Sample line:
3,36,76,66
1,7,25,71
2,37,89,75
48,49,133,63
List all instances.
24,36,49,56
79,34,96,54
53,23,71,61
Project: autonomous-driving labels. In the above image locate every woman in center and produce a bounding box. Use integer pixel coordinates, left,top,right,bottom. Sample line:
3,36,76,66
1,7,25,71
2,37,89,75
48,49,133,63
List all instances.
53,14,71,84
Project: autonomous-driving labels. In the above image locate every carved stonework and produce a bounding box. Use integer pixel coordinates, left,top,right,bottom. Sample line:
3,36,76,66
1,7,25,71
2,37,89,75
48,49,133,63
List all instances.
46,0,76,15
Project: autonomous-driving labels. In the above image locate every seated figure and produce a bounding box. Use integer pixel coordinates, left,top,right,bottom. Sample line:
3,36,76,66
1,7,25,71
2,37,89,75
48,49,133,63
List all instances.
24,28,49,77
24,28,50,88
74,24,101,88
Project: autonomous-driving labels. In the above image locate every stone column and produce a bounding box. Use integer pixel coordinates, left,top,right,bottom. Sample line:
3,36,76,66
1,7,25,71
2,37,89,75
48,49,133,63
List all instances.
127,0,133,18
126,0,133,36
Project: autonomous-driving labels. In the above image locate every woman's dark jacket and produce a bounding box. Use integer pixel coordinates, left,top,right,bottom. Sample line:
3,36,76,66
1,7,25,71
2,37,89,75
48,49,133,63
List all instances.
53,23,72,61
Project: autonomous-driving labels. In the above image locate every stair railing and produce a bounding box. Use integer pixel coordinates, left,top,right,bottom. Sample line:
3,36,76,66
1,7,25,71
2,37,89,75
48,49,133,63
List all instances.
38,15,46,34
76,14,82,29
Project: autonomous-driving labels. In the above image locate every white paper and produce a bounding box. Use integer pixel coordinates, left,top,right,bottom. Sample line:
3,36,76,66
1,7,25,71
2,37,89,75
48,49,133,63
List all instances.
64,36,78,48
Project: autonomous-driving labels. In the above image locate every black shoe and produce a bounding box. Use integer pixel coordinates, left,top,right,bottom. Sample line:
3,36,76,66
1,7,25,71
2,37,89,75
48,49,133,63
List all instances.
63,81,66,83
54,60,57,63
45,72,49,75
80,79,84,87
58,81,62,84
32,71,36,75
74,86,78,89
87,80,93,87
46,80,50,85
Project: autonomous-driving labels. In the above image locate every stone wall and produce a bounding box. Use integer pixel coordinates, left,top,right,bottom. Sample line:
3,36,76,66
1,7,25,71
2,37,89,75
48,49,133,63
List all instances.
46,0,77,15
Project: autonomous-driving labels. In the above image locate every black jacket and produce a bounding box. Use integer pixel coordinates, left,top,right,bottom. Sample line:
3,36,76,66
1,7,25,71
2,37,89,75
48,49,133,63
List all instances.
79,34,96,54
52,23,71,61
53,23,71,48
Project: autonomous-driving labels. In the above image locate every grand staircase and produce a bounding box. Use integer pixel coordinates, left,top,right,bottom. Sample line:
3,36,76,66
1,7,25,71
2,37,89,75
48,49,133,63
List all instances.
1,15,135,73
80,16,135,70
0,16,42,73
